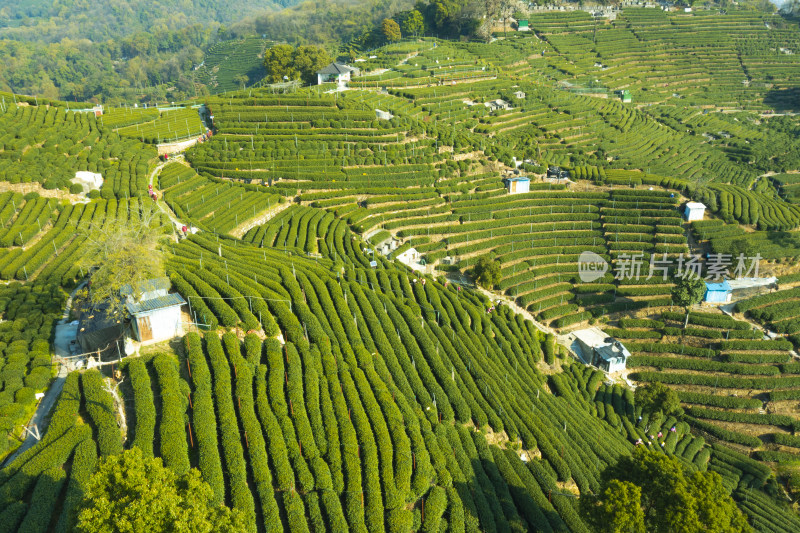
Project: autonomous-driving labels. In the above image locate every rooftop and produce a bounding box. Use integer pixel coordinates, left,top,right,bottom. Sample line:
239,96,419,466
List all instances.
573,326,613,347
126,293,186,315
705,280,731,291
317,62,357,75
686,201,706,209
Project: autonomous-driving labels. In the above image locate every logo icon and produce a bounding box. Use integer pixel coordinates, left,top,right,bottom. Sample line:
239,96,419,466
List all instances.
578,251,608,283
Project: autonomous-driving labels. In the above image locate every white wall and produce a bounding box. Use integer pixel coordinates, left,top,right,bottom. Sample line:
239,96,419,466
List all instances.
135,306,182,343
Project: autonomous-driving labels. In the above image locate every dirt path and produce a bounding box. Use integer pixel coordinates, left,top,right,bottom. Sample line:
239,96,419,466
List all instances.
149,161,187,238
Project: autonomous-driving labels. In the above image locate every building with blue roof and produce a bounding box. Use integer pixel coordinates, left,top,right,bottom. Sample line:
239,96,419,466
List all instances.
704,280,731,304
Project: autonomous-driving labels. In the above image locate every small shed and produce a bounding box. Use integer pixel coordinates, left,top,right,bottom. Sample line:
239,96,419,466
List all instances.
127,293,185,343
396,247,420,265
620,89,632,103
518,20,530,31
573,327,631,373
684,202,706,222
316,62,359,85
704,280,732,304
513,91,526,99
506,177,530,195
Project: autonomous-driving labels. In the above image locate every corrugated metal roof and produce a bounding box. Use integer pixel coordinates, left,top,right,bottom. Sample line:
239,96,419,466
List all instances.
126,293,185,315
120,277,171,297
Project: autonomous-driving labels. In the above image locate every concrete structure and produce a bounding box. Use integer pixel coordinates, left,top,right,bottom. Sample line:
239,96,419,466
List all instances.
513,91,526,99
375,109,393,120
704,280,732,304
396,247,420,265
573,327,631,373
506,177,530,195
684,201,706,222
485,99,512,112
122,278,185,343
71,171,103,193
316,62,359,85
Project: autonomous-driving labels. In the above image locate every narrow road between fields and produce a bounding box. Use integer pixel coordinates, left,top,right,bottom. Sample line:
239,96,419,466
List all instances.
148,161,188,237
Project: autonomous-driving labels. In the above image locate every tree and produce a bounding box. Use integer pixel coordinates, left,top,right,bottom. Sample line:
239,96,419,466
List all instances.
292,45,331,85
583,479,646,533
581,448,752,533
263,44,330,85
80,202,168,315
400,10,425,37
76,447,247,533
263,44,296,83
473,255,501,288
634,382,681,418
671,274,706,328
382,18,402,43
233,74,248,90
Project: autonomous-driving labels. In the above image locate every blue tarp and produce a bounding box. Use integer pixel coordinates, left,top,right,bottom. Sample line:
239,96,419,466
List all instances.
704,280,731,303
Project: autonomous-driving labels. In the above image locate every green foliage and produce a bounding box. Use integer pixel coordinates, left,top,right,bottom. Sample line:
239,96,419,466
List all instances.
634,382,681,418
473,255,501,288
75,447,247,533
671,275,706,311
263,44,331,85
81,370,122,457
382,19,402,43
582,448,752,533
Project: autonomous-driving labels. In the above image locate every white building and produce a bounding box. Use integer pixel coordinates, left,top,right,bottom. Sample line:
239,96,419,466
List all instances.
506,177,530,194
684,201,706,222
122,278,185,343
316,62,359,86
513,91,526,99
485,99,512,112
396,247,420,265
573,327,631,373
